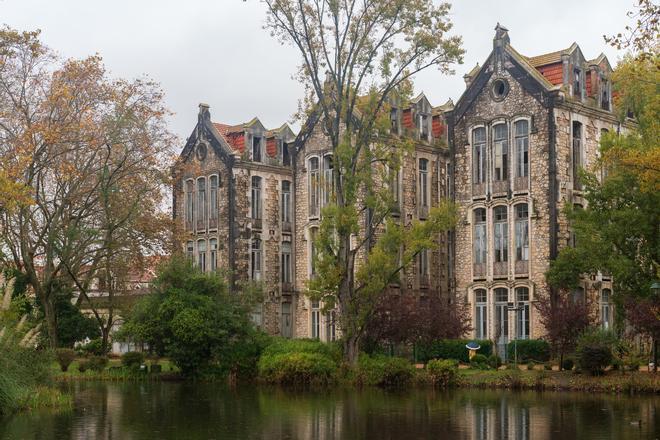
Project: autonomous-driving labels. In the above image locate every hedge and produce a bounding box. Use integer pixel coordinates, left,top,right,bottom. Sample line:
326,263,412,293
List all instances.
506,339,550,363
261,338,342,362
418,339,493,363
355,355,414,387
258,352,337,385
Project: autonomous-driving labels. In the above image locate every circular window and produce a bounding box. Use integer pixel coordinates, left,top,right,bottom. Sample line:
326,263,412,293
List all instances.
196,143,207,161
491,79,509,101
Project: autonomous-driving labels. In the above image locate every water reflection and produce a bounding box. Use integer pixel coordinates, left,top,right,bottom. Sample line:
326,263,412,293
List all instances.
0,382,657,440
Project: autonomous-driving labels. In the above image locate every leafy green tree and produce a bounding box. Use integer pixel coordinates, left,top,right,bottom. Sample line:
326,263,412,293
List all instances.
263,0,463,365
119,257,264,377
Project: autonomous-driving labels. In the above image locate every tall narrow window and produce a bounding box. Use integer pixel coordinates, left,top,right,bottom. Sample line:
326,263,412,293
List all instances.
209,238,217,272
281,242,292,284
493,124,508,181
601,289,612,330
494,206,508,263
390,108,398,135
516,287,530,339
323,155,333,207
475,289,487,339
601,79,610,110
209,175,218,228
572,121,583,190
309,227,318,278
185,180,194,230
495,288,509,356
573,68,581,98
419,158,429,208
282,142,291,166
251,238,262,280
418,249,429,287
473,128,486,184
197,239,207,272
252,135,262,162
281,180,291,225
515,204,529,261
572,286,585,304
325,310,336,342
251,176,262,220
186,241,194,261
418,113,429,140
311,300,320,339
514,120,529,178
473,208,487,265
197,177,206,230
389,166,400,208
308,157,320,217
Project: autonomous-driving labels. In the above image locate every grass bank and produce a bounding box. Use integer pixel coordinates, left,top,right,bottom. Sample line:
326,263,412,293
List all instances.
53,358,181,381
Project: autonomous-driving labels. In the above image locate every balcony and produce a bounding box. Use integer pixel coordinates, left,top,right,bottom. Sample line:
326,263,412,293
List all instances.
515,260,528,275
514,177,528,192
473,263,486,278
493,261,508,277
492,180,508,195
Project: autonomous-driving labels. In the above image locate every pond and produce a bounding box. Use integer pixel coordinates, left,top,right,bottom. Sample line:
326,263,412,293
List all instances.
1,382,658,439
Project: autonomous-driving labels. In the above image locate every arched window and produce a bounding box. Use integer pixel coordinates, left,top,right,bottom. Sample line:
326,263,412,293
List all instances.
308,157,320,217
209,175,218,228
473,208,487,265
515,204,529,262
473,127,486,184
251,238,262,280
493,206,508,263
572,121,583,190
209,238,217,272
322,154,333,207
514,120,529,178
516,287,530,339
251,176,262,220
601,289,612,329
492,124,508,182
419,158,429,209
185,180,194,231
475,289,487,339
197,177,206,230
197,239,207,272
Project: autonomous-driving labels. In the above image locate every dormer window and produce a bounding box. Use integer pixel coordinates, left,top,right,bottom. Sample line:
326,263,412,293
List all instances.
573,68,581,98
418,113,429,141
390,108,399,135
282,141,291,166
252,135,262,162
601,79,610,111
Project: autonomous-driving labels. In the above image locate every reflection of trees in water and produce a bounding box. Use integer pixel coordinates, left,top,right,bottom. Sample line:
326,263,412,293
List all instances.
1,384,659,439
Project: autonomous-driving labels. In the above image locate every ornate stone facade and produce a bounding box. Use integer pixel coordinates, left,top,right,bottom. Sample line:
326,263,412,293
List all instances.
447,24,618,358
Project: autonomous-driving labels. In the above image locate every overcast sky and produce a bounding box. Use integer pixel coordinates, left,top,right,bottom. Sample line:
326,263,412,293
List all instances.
1,0,632,148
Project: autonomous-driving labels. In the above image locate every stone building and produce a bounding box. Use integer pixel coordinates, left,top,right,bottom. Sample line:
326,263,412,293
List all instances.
446,24,618,357
173,92,452,340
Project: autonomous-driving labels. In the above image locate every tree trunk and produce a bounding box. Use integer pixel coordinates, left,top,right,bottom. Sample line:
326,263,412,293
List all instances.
344,333,360,367
42,297,58,348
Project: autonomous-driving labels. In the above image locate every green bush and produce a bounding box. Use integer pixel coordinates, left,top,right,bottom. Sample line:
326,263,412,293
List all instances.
77,359,90,373
55,348,76,372
79,338,109,356
426,359,458,387
121,351,145,369
506,339,550,363
356,355,414,387
526,361,535,371
487,354,502,369
258,352,337,385
561,358,574,371
87,355,109,372
262,337,341,361
576,329,615,376
470,354,490,370
418,339,493,363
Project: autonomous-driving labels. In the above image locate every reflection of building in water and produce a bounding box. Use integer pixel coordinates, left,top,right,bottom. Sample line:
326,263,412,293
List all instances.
468,396,549,440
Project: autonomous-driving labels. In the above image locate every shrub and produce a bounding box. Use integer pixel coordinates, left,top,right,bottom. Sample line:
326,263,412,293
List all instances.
79,338,109,356
258,352,337,385
487,354,502,369
418,339,493,363
576,329,615,376
561,358,574,371
77,359,90,373
262,338,342,361
55,348,76,372
356,355,414,387
470,354,490,370
426,359,458,387
506,339,550,363
121,351,145,369
150,364,162,374
526,361,535,371
87,356,108,372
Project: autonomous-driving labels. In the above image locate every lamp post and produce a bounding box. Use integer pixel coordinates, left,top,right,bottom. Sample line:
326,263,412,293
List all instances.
508,302,524,368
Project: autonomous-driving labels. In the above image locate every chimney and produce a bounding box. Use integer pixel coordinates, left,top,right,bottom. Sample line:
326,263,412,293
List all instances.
198,103,210,123
493,23,510,49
